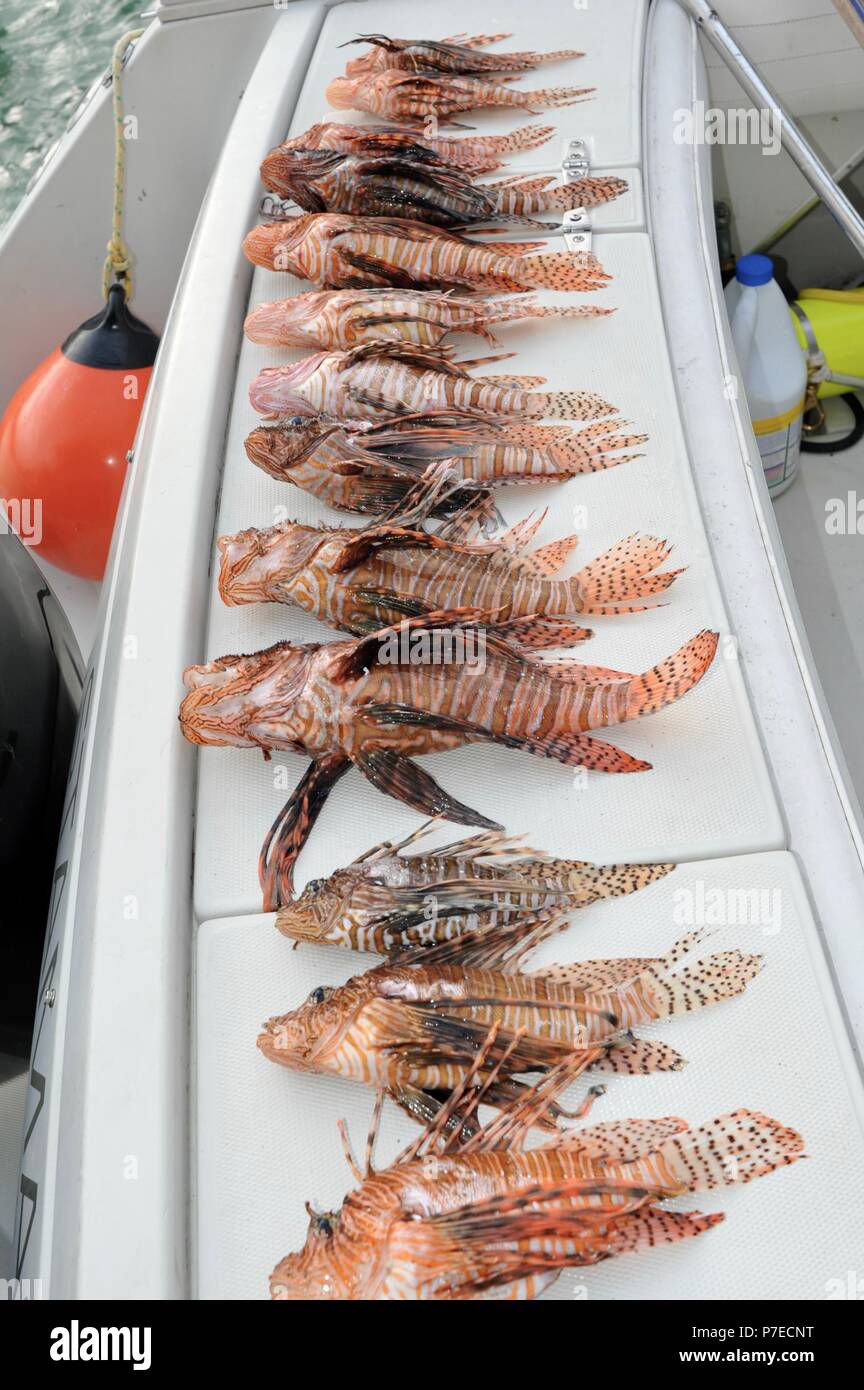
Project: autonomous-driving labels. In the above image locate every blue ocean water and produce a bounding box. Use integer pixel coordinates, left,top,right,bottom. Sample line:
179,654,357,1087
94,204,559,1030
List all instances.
0,0,141,225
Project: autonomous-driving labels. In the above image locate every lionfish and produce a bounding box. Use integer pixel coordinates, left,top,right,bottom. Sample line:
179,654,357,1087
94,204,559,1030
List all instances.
275,823,674,953
274,121,557,175
217,498,684,641
249,344,614,422
341,32,584,77
179,608,719,908
260,922,763,1129
326,70,594,121
244,415,644,517
259,148,626,229
270,1046,804,1299
243,214,610,293
245,289,612,352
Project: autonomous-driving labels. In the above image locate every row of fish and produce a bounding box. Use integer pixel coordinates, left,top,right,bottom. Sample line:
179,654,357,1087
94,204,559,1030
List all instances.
265,829,802,1299
179,30,803,1299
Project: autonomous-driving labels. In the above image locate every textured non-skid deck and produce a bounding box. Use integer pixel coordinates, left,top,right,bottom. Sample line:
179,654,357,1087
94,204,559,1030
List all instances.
195,850,864,1300
194,227,784,922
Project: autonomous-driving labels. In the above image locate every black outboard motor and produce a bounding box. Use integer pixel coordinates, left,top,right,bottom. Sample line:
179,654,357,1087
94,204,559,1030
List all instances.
0,530,83,1058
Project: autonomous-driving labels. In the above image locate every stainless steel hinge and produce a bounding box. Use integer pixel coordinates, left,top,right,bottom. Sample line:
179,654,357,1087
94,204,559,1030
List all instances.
562,208,593,253
563,139,591,182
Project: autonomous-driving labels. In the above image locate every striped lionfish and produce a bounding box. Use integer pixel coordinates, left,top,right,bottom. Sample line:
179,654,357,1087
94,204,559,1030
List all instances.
274,121,558,175
217,496,684,642
244,414,645,517
179,609,718,908
270,1045,804,1299
245,290,613,352
340,33,584,78
326,70,594,121
274,823,674,953
259,923,763,1129
260,147,626,229
249,344,615,422
243,214,610,293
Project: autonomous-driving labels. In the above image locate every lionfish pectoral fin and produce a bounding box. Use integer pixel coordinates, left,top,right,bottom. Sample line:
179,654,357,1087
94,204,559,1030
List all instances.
389,1084,480,1140
338,246,418,288
424,1208,725,1298
369,896,502,945
405,912,568,973
383,1004,581,1075
332,610,487,682
332,527,441,573
362,703,652,774
426,1176,653,1248
353,311,440,331
354,746,501,830
480,1077,562,1130
258,754,352,911
433,496,495,543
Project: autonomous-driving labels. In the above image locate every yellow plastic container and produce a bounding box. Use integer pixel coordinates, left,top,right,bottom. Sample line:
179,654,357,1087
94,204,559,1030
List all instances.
790,289,864,398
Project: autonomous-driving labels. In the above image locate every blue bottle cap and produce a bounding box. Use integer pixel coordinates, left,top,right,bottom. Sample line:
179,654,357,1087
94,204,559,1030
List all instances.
735,253,773,287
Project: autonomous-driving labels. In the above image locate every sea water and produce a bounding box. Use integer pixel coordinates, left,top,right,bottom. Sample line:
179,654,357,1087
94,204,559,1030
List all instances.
0,0,140,226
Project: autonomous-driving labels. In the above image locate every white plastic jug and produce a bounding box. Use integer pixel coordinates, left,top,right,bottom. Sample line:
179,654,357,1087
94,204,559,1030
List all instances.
725,254,807,498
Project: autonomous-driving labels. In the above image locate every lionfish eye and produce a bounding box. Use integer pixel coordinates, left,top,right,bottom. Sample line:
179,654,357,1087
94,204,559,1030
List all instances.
308,985,332,1006
289,415,306,427
305,1202,335,1237
305,877,326,894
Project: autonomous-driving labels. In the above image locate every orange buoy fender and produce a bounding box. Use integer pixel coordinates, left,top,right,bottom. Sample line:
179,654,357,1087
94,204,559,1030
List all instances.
0,284,159,580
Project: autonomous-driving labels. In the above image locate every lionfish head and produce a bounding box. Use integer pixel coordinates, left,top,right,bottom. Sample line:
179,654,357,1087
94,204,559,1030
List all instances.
256,980,360,1073
269,1208,345,1300
249,358,328,417
274,872,348,944
178,642,308,748
217,522,327,605
242,215,317,272
260,146,344,204
244,419,340,479
324,74,366,110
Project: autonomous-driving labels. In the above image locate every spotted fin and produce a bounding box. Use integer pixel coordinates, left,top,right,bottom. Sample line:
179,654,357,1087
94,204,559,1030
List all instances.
618,1111,806,1194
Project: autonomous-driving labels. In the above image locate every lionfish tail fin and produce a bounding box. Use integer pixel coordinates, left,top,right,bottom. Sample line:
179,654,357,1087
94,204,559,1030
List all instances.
629,1111,806,1194
571,534,686,614
625,629,719,718
480,296,613,329
520,249,611,293
505,83,595,111
549,419,647,475
619,936,763,1026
